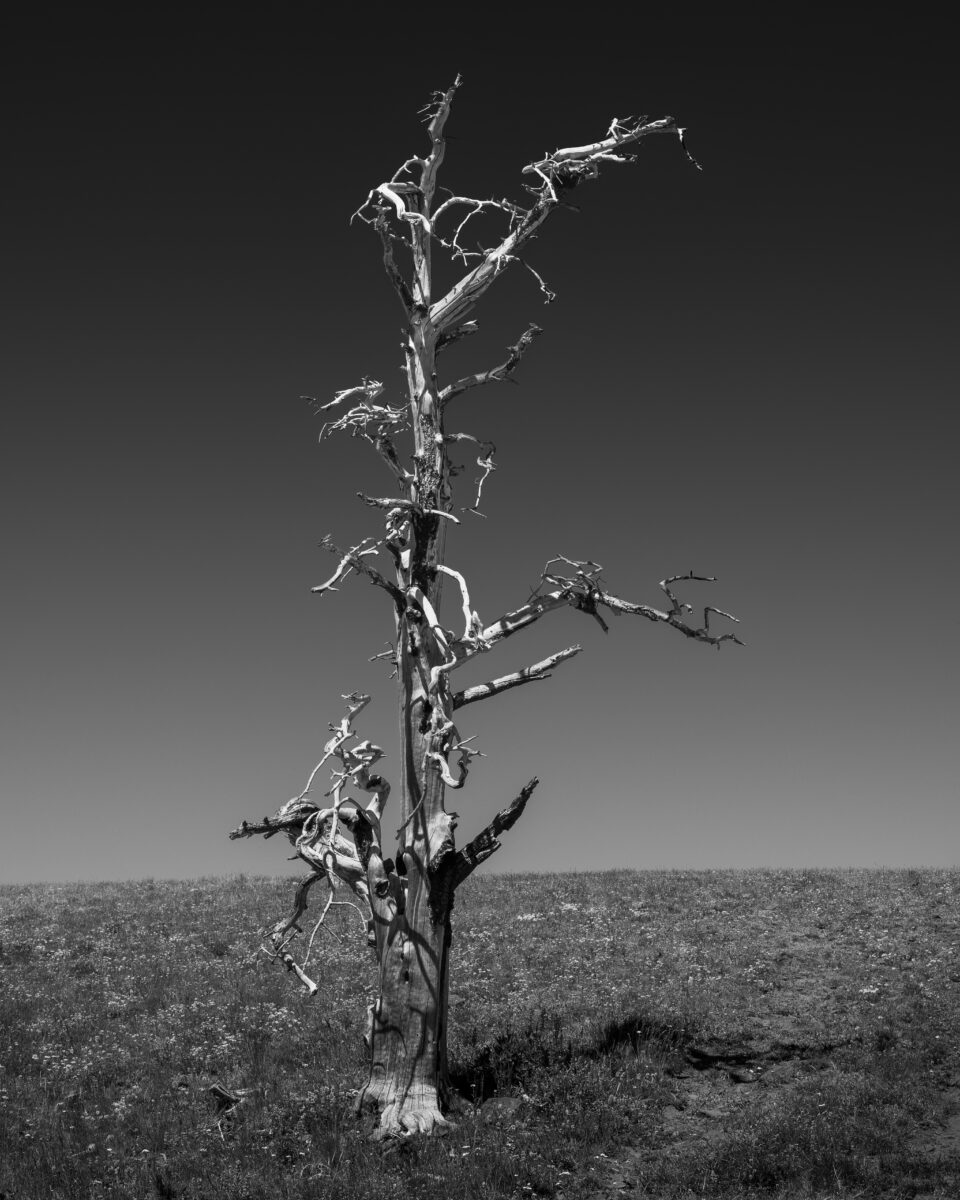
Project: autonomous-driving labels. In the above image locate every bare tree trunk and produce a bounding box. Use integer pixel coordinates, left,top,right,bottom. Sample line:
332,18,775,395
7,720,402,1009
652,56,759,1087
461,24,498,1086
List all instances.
359,859,453,1134
354,292,461,1131
357,628,456,1134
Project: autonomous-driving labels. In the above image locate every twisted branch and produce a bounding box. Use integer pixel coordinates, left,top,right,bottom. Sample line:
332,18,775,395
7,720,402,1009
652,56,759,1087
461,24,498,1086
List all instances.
357,494,460,525
431,194,528,264
228,694,399,985
450,557,742,665
441,433,498,514
522,114,690,190
312,535,404,606
426,734,483,790
439,324,543,406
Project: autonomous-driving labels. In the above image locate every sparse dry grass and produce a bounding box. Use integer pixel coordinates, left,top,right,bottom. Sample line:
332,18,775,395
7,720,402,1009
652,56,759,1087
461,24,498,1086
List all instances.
1,869,958,1198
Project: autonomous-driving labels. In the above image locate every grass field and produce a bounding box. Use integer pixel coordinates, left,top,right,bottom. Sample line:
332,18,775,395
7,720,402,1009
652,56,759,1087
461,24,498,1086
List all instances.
1,868,958,1198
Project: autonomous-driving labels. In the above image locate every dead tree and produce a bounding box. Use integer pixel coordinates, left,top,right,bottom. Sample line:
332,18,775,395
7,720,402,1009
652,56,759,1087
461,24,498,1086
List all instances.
229,78,741,1139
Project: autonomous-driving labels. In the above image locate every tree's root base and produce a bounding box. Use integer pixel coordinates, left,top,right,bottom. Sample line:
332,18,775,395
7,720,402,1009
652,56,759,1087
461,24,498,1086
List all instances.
374,1105,452,1139
358,1093,453,1140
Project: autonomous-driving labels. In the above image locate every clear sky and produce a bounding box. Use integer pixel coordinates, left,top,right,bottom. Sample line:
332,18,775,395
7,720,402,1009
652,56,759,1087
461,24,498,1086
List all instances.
2,17,957,882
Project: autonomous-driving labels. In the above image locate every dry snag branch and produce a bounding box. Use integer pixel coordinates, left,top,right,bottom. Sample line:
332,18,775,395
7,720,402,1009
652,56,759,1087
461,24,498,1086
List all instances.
230,77,742,1139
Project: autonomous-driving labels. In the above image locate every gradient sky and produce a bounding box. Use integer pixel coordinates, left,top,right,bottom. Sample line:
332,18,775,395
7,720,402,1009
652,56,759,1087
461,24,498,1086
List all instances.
3,19,957,882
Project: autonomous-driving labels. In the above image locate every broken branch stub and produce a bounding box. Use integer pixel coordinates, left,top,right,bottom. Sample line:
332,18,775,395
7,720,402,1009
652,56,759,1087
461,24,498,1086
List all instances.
453,645,582,709
449,777,540,888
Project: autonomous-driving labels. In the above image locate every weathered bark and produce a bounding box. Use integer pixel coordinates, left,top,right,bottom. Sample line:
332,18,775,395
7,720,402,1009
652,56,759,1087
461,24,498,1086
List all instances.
355,606,456,1135
358,862,453,1135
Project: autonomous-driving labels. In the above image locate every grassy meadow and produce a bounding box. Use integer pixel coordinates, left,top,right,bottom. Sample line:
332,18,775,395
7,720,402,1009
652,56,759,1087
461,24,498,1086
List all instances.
1,868,958,1199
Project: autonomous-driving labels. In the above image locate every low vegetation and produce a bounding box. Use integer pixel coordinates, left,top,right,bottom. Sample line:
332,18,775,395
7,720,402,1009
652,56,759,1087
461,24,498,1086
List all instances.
2,868,958,1198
